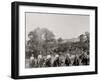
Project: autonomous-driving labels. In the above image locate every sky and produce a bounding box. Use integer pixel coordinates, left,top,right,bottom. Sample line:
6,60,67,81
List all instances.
25,12,89,40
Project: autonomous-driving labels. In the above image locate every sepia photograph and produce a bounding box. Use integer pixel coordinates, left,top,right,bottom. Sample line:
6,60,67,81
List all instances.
11,2,97,79
25,12,90,68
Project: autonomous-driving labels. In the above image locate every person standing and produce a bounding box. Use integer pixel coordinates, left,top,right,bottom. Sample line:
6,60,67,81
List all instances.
37,54,44,67
29,54,35,68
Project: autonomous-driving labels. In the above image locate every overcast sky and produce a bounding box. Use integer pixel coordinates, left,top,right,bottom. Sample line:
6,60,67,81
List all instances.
26,12,89,40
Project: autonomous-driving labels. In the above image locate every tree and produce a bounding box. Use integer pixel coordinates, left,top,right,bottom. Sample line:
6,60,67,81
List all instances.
41,28,55,42
79,34,84,42
57,37,63,43
78,32,89,53
26,27,56,57
41,28,55,54
85,32,89,43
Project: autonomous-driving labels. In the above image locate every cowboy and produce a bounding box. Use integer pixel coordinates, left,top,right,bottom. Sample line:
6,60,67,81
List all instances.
73,54,80,66
81,52,89,65
45,55,52,67
53,54,61,67
65,53,71,66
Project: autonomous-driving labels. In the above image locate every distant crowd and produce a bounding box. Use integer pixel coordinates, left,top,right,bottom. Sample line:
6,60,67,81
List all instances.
27,51,89,68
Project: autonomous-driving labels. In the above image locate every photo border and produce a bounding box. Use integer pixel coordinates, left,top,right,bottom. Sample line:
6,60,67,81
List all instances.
11,1,98,79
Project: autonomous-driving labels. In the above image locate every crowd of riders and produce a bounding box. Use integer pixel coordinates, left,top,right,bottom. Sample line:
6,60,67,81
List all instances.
29,50,89,68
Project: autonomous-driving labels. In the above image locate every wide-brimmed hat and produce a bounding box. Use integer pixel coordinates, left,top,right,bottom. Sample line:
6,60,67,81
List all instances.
38,54,42,59
55,54,59,58
47,55,51,59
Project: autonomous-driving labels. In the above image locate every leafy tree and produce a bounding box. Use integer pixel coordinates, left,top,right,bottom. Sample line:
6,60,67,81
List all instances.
26,27,55,57
57,37,63,43
85,32,89,43
79,34,85,42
